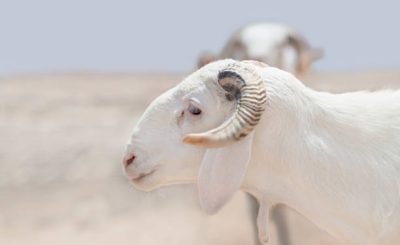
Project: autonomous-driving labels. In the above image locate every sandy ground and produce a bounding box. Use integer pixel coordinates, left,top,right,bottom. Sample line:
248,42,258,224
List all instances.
0,69,399,245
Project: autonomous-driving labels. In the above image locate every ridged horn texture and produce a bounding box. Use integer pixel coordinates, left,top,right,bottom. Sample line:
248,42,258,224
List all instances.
182,62,267,147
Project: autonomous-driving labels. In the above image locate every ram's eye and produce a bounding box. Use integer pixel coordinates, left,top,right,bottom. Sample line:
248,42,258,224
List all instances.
189,104,202,115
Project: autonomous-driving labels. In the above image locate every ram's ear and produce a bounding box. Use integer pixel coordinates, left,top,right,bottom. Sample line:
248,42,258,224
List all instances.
198,133,254,214
308,48,324,62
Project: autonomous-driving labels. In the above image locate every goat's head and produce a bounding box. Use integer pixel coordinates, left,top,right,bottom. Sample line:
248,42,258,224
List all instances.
123,59,267,214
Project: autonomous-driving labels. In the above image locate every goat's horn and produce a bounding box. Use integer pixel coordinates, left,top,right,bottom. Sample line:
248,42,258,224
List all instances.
182,62,267,147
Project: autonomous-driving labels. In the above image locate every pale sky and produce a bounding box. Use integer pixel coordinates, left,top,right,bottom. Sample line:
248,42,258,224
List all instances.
0,0,399,74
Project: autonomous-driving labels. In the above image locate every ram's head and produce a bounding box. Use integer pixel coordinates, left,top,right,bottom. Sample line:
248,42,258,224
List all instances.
123,59,267,213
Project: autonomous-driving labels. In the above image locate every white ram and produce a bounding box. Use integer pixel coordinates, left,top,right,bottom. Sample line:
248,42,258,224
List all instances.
123,59,400,245
198,23,323,75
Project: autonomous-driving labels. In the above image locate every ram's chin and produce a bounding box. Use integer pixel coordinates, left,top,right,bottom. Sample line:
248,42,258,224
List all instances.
131,174,196,192
131,174,159,192
132,182,157,192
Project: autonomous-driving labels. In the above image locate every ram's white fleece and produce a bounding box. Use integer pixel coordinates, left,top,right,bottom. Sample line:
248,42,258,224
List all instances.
239,23,295,63
125,60,400,245
243,66,400,244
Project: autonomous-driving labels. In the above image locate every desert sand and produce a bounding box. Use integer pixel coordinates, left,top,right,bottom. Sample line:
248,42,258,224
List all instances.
1,69,399,245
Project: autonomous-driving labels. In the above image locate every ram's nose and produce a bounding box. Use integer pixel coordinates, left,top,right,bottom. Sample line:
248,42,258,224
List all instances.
123,152,136,169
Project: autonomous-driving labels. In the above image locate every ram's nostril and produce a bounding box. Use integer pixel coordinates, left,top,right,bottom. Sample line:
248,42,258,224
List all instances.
123,154,136,168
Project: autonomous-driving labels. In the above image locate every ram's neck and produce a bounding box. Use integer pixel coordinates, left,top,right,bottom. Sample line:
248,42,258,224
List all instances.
243,68,400,244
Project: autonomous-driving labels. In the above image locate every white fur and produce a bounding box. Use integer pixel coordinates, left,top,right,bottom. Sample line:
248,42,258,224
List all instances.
124,60,400,245
239,23,294,61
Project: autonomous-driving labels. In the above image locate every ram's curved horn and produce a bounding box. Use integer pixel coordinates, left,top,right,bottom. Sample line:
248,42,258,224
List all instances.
183,62,267,147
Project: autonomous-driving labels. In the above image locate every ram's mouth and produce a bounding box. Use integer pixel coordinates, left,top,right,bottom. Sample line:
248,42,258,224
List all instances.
131,169,156,183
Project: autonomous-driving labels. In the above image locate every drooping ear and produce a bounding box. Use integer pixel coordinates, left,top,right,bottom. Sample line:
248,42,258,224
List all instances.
308,48,324,62
197,133,254,214
298,48,324,75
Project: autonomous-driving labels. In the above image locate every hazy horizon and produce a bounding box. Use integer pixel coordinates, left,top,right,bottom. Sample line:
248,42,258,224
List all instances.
1,0,399,75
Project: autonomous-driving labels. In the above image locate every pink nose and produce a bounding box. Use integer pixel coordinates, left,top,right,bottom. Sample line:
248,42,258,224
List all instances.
123,153,136,169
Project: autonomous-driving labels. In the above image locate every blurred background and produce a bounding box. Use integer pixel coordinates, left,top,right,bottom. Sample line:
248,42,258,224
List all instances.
0,0,399,244
1,0,400,74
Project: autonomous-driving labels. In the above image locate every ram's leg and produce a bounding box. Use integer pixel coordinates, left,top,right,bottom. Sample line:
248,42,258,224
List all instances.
257,203,270,244
271,205,292,245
